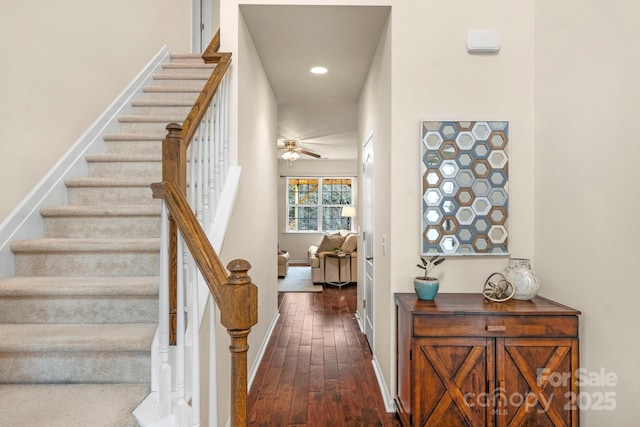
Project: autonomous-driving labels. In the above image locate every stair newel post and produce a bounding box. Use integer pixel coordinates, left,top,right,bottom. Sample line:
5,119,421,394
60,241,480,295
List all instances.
162,123,187,345
220,259,258,427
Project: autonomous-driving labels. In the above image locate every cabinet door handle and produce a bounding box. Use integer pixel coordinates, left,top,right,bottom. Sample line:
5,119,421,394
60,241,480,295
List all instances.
486,325,506,332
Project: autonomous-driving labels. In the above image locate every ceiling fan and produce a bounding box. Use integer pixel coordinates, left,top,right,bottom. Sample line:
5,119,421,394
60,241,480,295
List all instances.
277,139,321,161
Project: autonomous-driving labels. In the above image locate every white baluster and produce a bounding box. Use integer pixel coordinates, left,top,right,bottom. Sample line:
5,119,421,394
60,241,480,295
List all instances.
191,265,201,427
176,234,189,425
202,107,211,232
158,203,172,417
208,294,218,427
206,100,216,221
188,134,197,209
217,84,224,204
213,95,221,209
197,119,205,225
222,76,230,178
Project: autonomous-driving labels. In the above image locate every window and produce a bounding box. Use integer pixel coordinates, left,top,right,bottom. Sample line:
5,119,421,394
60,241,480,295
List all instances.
287,177,354,232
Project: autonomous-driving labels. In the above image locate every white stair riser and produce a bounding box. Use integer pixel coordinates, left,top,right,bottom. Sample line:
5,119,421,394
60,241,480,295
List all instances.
88,161,162,179
67,187,159,206
44,216,160,238
0,351,150,383
15,252,159,276
0,296,157,323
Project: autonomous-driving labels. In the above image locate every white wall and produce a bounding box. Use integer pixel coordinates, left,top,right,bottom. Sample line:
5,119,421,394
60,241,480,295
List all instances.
534,1,640,424
357,9,392,392
277,159,358,262
387,0,535,397
0,0,192,222
215,9,279,426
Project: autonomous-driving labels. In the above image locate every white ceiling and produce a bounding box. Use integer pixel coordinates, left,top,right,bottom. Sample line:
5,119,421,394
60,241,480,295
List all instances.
240,5,390,160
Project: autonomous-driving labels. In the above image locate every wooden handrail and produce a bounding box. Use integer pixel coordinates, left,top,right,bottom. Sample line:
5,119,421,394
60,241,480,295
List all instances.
202,30,221,62
152,181,226,303
152,181,258,426
180,31,231,150
181,52,231,150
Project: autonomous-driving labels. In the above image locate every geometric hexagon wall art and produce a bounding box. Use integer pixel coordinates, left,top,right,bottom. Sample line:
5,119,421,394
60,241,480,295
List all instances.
421,121,509,255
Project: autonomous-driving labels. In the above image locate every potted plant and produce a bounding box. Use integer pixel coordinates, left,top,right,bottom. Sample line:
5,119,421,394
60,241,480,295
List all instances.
414,255,445,300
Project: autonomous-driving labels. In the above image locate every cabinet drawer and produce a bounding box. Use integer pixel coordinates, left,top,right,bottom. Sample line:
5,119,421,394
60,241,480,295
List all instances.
412,314,578,338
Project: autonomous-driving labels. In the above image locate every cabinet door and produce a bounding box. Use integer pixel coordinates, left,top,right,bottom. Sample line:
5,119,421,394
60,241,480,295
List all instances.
496,337,578,427
415,337,494,427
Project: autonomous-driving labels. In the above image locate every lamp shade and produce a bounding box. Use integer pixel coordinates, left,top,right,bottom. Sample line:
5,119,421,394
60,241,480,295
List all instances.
341,206,356,217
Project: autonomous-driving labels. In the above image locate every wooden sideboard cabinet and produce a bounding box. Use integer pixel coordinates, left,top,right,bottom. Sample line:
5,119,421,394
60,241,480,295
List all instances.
395,293,581,427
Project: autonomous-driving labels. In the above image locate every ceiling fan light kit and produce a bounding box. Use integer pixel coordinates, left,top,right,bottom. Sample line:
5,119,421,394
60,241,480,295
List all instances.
278,138,321,161
281,150,300,161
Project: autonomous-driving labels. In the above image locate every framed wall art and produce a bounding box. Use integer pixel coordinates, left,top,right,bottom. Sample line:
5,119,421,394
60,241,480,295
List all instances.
421,121,509,255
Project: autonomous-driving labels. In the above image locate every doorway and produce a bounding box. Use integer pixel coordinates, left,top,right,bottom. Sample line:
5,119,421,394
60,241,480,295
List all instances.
192,0,213,53
362,130,375,347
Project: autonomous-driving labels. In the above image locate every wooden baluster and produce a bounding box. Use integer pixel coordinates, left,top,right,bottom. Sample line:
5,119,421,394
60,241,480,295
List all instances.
220,259,258,427
162,123,186,345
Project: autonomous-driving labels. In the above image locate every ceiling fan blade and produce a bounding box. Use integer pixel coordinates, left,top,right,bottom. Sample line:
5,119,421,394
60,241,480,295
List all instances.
299,149,321,159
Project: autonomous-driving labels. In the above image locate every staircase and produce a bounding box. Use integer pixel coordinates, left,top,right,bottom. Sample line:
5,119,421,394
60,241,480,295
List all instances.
0,54,215,427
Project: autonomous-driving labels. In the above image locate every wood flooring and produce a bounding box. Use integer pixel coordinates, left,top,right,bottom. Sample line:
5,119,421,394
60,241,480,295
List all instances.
248,284,401,426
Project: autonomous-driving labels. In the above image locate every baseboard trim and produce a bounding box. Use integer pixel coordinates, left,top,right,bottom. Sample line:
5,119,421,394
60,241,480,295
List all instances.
372,354,396,413
354,311,365,333
247,309,280,390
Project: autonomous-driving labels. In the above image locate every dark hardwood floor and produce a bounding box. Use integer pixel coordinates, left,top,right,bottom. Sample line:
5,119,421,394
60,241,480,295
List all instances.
248,284,402,427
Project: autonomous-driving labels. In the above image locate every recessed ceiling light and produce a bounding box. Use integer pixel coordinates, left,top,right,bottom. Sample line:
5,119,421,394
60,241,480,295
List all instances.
310,66,328,75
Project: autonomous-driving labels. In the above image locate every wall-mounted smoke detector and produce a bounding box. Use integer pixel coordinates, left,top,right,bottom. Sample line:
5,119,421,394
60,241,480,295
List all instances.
466,31,501,54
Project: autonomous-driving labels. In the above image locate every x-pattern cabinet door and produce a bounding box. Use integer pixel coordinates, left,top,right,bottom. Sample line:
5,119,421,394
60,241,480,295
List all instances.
496,337,579,427
394,293,581,427
415,337,494,427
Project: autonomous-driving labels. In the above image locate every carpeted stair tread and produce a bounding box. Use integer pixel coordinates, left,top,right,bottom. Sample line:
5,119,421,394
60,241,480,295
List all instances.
85,153,162,162
162,62,216,70
41,205,160,217
65,176,157,187
0,323,156,352
103,132,165,141
11,238,159,253
118,114,186,123
143,85,205,93
0,276,158,297
130,99,195,107
0,384,148,427
170,53,206,60
153,73,209,80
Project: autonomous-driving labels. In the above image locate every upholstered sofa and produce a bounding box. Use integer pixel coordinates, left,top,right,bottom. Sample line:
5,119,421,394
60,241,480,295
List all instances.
308,231,357,284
